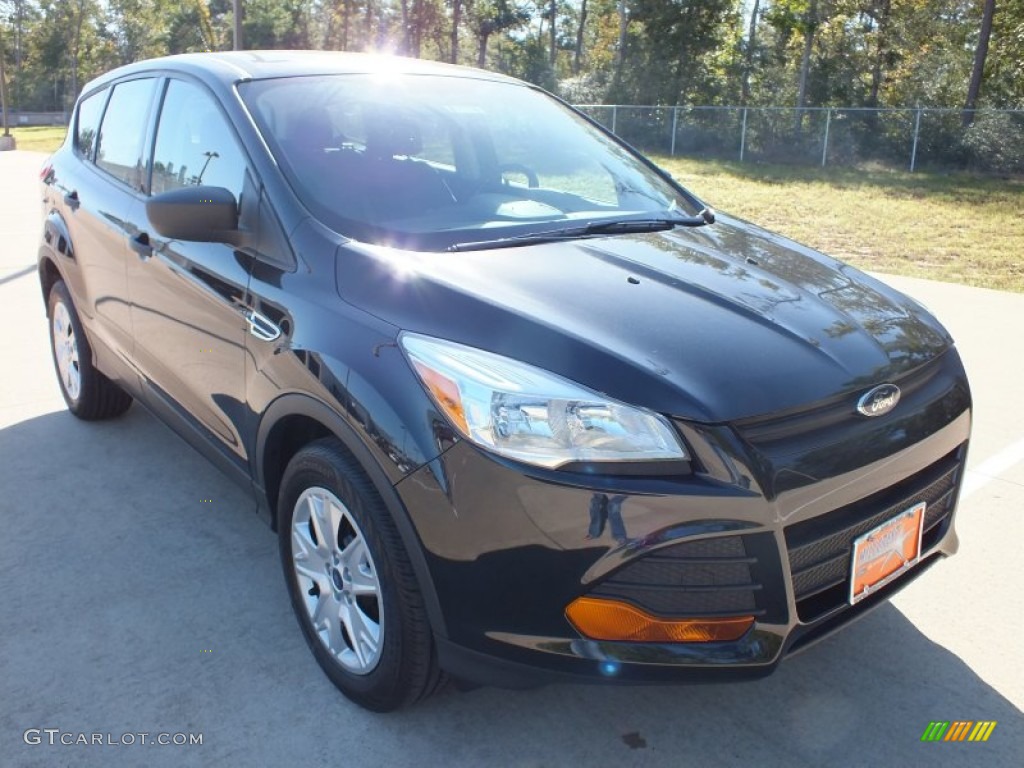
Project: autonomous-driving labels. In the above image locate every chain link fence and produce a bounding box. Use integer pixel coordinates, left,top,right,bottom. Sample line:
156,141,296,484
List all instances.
575,105,1024,175
7,104,1022,174
0,110,69,127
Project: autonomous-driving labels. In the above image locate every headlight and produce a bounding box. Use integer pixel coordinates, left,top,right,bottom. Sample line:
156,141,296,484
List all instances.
400,333,688,469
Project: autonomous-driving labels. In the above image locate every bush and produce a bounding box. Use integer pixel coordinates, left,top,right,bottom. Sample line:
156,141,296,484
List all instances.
557,72,610,104
962,112,1024,173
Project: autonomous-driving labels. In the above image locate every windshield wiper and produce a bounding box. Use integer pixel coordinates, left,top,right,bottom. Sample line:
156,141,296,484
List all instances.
448,208,715,253
584,209,715,234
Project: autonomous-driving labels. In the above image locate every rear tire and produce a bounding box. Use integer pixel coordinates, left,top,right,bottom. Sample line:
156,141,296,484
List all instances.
47,280,132,420
278,438,447,711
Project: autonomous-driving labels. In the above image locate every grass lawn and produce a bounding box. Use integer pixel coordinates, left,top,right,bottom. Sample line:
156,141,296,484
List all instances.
7,125,67,153
655,156,1024,293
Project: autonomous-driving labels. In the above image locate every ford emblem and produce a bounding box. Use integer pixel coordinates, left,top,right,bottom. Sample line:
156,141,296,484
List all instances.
856,384,901,417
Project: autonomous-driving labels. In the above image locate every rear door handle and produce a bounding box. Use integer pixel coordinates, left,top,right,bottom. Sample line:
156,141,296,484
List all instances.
63,190,80,210
129,232,153,259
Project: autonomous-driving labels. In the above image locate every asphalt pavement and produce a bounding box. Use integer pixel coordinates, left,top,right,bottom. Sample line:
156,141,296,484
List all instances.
1,149,1021,767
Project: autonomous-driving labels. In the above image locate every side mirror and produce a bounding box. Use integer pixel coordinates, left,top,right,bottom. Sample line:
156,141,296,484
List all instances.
146,185,240,244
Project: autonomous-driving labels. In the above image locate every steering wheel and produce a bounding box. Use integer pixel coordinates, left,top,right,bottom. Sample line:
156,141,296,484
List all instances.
498,163,540,189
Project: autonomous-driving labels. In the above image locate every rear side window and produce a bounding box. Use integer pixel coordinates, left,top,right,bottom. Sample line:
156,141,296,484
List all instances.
151,80,249,202
75,89,107,159
95,78,158,191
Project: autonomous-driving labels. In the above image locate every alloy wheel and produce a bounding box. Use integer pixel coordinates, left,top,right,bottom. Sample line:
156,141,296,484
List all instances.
52,300,81,401
290,486,384,674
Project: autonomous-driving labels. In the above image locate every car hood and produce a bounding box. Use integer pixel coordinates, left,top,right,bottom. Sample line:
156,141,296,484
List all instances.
335,215,952,423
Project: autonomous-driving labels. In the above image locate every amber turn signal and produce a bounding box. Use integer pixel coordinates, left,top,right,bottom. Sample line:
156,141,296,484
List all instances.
565,597,754,643
412,360,469,434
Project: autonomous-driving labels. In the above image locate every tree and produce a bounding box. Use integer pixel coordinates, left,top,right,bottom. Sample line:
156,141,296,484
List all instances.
106,0,171,65
985,0,1024,107
615,0,626,75
240,0,311,49
963,0,996,125
795,0,817,112
165,1,219,54
573,0,586,73
611,0,736,105
1,0,1021,121
864,0,891,109
547,0,556,65
451,0,462,62
1,19,11,135
30,0,108,110
740,0,761,105
469,0,530,68
0,0,33,109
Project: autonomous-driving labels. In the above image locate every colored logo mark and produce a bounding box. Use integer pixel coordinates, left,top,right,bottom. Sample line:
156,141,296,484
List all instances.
921,721,997,742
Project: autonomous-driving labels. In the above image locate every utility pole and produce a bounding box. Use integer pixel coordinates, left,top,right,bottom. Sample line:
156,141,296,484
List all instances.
233,0,243,51
0,22,15,150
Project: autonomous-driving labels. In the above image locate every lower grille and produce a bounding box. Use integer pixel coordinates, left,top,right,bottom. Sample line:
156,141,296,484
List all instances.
785,448,963,623
591,533,787,623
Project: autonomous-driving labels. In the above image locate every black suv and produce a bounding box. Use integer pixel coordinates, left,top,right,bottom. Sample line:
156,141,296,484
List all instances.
39,51,971,712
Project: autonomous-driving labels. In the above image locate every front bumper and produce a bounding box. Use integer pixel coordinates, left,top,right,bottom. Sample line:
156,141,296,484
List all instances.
394,349,971,686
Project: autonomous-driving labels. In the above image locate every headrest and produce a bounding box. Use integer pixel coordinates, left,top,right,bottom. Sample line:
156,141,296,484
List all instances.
288,108,335,149
365,111,423,159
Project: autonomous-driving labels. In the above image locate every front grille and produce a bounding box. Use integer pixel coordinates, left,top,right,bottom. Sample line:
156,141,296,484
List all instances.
785,448,963,622
735,357,944,449
590,533,787,623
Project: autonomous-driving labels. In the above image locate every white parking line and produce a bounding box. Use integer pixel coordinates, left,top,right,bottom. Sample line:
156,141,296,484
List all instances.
960,437,1024,500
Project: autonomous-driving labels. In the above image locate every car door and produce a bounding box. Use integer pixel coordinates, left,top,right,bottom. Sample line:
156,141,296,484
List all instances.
56,77,159,388
124,77,254,481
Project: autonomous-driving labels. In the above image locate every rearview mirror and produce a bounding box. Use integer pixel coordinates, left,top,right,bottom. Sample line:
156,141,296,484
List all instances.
146,185,240,244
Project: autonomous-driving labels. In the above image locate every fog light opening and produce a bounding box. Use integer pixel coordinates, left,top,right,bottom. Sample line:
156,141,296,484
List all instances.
566,597,755,643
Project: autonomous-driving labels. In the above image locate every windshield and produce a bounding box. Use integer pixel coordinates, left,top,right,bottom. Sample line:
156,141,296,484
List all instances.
240,73,699,251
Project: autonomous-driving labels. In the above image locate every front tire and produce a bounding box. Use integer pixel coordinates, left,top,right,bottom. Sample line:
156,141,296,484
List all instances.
278,438,447,711
47,280,132,420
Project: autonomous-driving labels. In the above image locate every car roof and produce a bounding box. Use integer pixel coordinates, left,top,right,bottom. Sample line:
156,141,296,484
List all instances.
81,50,521,95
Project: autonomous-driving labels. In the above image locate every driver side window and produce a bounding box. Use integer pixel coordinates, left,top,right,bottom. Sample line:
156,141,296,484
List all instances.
151,80,248,203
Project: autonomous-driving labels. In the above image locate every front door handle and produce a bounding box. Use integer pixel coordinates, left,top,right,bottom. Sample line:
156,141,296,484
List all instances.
63,190,80,210
245,309,281,342
129,232,153,259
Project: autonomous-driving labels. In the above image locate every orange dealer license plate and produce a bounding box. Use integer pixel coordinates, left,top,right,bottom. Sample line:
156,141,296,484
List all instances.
849,502,925,604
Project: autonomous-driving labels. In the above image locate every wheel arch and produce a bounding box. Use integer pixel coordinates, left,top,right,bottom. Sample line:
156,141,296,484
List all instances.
38,210,74,304
38,252,63,305
255,393,448,639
